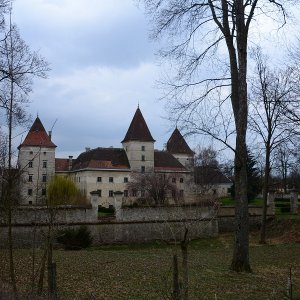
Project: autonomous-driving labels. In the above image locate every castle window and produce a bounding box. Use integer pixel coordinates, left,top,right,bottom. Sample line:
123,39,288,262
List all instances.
97,177,102,182
141,155,145,161
28,175,33,182
172,178,176,183
179,190,184,197
109,190,114,197
43,152,46,155
28,201,32,205
30,151,33,155
141,145,145,151
43,161,47,168
109,177,113,183
98,190,102,197
141,166,145,173
172,190,176,198
180,178,184,183
28,161,33,168
124,190,128,197
42,175,47,183
28,189,32,196
132,189,137,197
124,177,128,183
42,189,46,196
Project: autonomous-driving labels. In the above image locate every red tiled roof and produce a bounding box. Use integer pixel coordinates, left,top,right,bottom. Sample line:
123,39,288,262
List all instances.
72,147,130,171
55,158,69,172
166,128,193,155
121,107,155,143
154,151,188,172
19,117,56,149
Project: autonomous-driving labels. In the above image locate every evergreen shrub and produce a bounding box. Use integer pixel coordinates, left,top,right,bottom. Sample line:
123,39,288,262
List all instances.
56,226,93,250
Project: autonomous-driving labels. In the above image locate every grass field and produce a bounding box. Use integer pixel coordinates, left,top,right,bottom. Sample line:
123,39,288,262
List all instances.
0,218,300,300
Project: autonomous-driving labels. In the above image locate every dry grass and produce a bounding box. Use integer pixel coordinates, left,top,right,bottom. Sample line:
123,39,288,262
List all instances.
0,220,299,299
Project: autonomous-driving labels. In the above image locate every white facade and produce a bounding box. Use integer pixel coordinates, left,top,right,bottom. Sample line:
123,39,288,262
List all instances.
122,140,154,172
18,146,55,205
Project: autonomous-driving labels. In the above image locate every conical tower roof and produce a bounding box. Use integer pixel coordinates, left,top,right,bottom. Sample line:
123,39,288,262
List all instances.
18,117,56,148
166,128,193,155
121,107,155,143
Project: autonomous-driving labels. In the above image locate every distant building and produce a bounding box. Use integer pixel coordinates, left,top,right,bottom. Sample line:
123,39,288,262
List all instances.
18,107,195,207
194,165,232,197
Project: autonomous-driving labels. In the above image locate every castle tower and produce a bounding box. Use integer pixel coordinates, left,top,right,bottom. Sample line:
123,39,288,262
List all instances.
18,117,56,205
166,128,194,170
121,107,155,172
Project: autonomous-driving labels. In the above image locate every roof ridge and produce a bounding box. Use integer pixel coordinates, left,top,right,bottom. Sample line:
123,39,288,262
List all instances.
166,128,193,155
19,117,56,149
121,107,155,143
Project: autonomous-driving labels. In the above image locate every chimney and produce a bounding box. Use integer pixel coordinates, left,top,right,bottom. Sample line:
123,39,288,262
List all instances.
68,155,73,171
48,131,52,140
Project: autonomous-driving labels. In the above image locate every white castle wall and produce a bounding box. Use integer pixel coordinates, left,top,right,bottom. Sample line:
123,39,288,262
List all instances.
18,146,55,205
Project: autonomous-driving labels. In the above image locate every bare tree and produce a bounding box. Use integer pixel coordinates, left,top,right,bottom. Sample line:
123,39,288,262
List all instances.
194,145,219,168
249,48,300,243
273,143,297,193
142,0,290,272
127,171,179,205
0,4,49,297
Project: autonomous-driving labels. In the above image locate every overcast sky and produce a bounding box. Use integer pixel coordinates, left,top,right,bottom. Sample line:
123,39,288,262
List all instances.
12,0,173,158
11,0,300,160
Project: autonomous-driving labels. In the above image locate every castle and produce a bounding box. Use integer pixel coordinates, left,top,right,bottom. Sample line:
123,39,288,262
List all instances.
18,107,195,207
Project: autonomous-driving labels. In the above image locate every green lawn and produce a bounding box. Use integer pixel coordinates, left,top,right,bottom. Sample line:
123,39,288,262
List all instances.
0,231,299,299
219,197,263,206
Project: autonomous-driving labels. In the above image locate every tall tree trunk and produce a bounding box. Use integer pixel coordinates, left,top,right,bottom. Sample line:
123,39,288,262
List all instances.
7,190,18,299
230,0,251,272
7,16,18,296
172,253,180,300
181,228,188,300
47,210,53,299
37,245,48,295
260,144,270,244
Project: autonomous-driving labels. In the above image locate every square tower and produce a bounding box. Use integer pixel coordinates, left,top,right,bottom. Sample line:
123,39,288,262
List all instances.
18,117,56,205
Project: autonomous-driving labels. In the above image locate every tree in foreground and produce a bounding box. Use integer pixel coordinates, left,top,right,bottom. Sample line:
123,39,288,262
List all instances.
0,3,49,297
36,175,88,298
142,0,290,272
